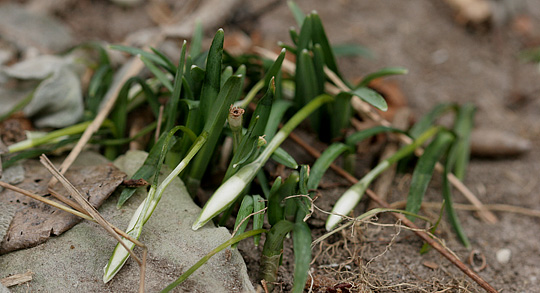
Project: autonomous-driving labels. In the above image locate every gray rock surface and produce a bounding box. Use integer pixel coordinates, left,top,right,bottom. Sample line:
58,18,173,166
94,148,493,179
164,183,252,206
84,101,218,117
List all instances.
0,4,74,53
0,151,255,292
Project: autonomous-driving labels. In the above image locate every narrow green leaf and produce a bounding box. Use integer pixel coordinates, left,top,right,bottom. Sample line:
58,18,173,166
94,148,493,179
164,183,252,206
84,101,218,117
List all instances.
350,87,387,111
409,102,457,139
268,171,297,226
221,66,233,89
270,147,298,169
292,221,312,293
231,195,254,249
199,29,224,123
264,99,292,142
332,44,374,58
150,47,177,74
260,220,294,292
2,137,79,169
252,194,265,246
287,0,306,27
345,125,407,147
188,75,242,191
329,92,353,140
451,103,475,180
110,45,171,71
357,67,408,88
190,20,204,58
87,64,113,116
117,132,176,208
442,149,471,248
311,12,340,78
307,142,352,190
264,48,286,89
289,27,299,45
161,229,266,293
140,56,173,92
406,131,455,220
164,41,187,132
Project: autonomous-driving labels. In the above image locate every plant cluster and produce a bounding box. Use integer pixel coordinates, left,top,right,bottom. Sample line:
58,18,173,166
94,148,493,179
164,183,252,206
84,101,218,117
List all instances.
1,2,478,291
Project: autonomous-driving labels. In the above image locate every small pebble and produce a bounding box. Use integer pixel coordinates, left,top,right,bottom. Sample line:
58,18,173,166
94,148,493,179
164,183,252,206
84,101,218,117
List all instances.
496,248,511,264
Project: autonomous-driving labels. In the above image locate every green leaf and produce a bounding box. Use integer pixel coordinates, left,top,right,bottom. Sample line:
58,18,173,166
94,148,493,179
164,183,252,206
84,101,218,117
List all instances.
164,41,187,132
187,75,243,191
345,125,407,147
409,102,457,139
150,47,177,74
199,29,224,123
264,48,287,90
110,45,172,72
260,220,295,292
292,221,312,293
311,12,341,78
231,195,254,249
328,92,353,141
190,20,204,58
252,194,265,246
270,147,298,169
451,103,475,180
350,87,387,111
264,99,292,142
442,148,471,248
140,56,173,92
116,131,176,208
332,44,374,58
307,142,352,190
268,173,297,226
287,0,306,27
87,64,113,116
357,67,408,88
406,131,455,220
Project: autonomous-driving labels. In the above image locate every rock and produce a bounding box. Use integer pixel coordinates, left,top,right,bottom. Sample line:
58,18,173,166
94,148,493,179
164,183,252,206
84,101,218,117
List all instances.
496,248,511,264
0,4,74,53
0,150,255,292
470,129,531,157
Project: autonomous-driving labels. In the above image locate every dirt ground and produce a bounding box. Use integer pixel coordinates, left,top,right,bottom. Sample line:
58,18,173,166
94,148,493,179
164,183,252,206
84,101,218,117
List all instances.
4,0,540,292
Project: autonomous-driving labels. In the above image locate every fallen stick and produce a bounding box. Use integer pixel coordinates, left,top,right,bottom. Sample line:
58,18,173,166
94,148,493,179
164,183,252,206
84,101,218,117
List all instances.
254,46,497,224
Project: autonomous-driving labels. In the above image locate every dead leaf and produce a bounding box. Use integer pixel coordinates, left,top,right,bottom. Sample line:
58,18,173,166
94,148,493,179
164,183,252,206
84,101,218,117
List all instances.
23,66,83,128
0,159,125,254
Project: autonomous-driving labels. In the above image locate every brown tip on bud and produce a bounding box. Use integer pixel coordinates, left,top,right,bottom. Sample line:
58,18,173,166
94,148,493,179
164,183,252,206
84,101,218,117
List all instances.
229,105,245,118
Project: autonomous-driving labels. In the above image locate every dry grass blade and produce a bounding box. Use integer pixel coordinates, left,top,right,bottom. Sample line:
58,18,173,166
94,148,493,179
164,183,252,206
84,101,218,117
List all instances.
254,46,497,224
39,155,147,293
0,271,33,287
0,181,93,221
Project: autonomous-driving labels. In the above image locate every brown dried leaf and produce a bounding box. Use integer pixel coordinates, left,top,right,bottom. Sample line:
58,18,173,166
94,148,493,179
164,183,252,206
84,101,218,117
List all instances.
0,159,125,254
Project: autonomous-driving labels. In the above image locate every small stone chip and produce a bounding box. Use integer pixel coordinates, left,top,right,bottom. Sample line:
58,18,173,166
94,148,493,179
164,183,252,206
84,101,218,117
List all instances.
496,248,511,264
422,261,439,270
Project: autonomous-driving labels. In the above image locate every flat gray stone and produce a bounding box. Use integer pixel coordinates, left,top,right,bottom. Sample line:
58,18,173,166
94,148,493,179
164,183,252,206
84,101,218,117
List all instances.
0,4,74,53
0,150,255,292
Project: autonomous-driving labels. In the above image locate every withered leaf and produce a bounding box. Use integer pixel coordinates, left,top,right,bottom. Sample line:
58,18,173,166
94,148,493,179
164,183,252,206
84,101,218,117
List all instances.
0,159,126,254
